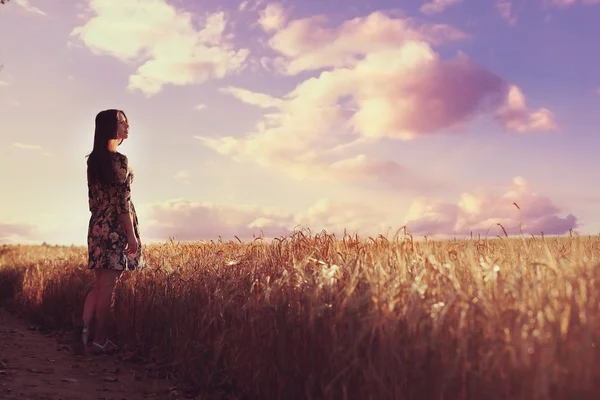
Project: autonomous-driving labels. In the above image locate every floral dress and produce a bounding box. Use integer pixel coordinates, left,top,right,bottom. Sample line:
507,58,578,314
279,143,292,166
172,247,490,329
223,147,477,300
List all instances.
87,152,142,271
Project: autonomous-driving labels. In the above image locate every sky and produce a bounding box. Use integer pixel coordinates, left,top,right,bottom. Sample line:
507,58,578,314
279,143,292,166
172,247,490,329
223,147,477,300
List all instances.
0,0,599,245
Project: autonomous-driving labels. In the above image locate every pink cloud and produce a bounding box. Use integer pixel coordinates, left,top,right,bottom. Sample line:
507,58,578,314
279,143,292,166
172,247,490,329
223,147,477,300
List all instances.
547,0,600,6
0,222,36,244
141,186,578,242
141,198,391,241
405,177,578,236
495,85,558,133
142,200,293,241
420,0,463,15
329,154,442,193
347,49,509,139
496,0,517,25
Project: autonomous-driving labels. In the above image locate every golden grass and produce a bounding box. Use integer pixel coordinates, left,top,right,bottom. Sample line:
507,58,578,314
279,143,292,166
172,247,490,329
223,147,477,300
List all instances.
1,231,599,399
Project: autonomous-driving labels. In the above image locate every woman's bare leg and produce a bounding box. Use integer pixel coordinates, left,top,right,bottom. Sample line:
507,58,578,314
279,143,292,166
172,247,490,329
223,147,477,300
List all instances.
92,269,121,346
81,285,97,343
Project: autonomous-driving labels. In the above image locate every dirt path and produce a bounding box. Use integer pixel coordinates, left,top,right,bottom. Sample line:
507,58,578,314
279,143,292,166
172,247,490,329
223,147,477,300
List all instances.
0,308,181,400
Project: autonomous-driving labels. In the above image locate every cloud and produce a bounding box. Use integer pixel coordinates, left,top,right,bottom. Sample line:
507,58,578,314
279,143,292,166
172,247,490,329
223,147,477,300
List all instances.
297,198,390,236
174,170,191,184
10,142,52,156
142,199,294,241
203,46,555,160
199,10,556,195
141,198,389,241
267,11,469,75
14,0,46,16
405,177,578,236
346,48,509,140
496,85,558,133
140,178,577,242
329,154,441,193
420,0,462,15
239,0,264,12
71,0,249,96
219,86,284,108
546,0,600,6
11,143,42,150
238,0,250,11
258,2,288,32
118,174,579,242
0,73,15,87
496,0,517,25
0,222,36,244
195,103,207,111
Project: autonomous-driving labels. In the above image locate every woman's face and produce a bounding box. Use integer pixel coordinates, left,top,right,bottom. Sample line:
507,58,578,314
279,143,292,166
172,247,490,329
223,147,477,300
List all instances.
116,112,129,140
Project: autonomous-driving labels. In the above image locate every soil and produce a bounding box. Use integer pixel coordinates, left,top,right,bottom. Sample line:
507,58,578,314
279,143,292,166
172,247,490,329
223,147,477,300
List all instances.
0,307,183,400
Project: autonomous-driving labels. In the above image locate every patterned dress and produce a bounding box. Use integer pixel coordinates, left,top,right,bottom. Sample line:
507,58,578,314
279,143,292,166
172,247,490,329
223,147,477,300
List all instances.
87,152,143,271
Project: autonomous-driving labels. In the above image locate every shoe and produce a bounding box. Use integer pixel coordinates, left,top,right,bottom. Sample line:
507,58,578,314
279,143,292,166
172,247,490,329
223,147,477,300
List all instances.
90,339,119,355
82,326,89,346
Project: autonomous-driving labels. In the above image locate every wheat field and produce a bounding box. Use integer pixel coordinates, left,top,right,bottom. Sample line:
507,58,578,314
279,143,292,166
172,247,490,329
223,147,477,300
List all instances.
0,231,599,399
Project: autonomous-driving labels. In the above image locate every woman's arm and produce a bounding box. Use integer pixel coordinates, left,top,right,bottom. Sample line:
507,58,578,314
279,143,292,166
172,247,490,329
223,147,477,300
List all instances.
114,154,138,253
119,212,135,240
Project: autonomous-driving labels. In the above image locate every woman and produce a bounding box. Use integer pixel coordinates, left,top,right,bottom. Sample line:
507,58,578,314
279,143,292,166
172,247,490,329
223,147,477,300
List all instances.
79,109,143,355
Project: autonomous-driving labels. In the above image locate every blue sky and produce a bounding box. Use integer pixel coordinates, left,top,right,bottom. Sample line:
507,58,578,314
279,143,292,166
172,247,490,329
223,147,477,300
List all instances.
0,0,598,245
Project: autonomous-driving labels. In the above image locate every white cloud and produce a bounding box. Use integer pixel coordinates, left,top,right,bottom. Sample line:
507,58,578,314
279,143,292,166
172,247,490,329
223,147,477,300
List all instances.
11,143,42,150
420,0,462,15
174,170,191,184
258,2,288,32
14,0,46,16
71,0,249,96
10,142,52,157
219,86,284,108
195,103,207,111
267,11,469,75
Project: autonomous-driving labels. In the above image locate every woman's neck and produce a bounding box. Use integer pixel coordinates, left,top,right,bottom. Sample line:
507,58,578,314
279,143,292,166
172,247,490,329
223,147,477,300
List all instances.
107,139,119,152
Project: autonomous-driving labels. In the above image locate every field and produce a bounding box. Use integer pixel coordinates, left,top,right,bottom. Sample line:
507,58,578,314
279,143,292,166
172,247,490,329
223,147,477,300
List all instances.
0,231,599,399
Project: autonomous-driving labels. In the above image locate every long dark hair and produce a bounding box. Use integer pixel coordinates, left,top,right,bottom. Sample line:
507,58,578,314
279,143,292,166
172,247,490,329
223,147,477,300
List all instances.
86,109,126,185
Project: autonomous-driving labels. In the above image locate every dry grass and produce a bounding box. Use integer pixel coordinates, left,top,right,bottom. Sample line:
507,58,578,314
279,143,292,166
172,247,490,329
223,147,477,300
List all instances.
1,231,599,399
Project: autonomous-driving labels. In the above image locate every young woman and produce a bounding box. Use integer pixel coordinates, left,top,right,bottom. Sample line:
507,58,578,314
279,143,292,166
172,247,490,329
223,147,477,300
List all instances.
79,109,143,354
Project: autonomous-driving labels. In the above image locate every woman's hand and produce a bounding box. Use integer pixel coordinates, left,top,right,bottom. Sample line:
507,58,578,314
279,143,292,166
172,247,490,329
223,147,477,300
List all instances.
126,235,138,255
